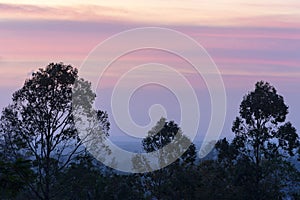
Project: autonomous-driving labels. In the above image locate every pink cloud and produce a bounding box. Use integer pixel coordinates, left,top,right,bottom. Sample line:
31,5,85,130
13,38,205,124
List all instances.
0,3,130,22
1,18,300,91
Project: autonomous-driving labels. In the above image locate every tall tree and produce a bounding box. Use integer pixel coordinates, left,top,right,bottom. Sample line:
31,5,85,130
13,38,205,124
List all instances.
232,81,299,160
0,63,109,200
218,81,300,199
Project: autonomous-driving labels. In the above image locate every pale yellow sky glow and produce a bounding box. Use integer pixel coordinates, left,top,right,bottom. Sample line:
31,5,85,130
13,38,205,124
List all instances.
0,0,300,26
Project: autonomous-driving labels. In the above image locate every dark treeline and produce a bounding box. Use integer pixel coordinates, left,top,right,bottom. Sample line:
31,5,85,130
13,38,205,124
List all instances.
0,63,299,200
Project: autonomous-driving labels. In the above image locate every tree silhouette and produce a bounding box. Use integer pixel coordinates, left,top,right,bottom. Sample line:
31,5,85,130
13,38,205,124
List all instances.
0,63,109,200
216,81,300,199
232,81,298,159
135,118,196,199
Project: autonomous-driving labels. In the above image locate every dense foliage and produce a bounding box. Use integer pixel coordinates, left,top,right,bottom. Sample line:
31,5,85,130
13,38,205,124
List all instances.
0,64,299,199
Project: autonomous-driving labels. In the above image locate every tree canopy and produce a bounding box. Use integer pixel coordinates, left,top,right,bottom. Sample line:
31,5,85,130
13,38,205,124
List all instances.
0,63,109,200
232,81,299,160
134,118,197,199
215,81,300,199
0,64,299,200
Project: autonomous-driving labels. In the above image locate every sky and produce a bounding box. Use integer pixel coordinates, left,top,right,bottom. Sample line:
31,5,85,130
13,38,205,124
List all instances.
0,0,300,144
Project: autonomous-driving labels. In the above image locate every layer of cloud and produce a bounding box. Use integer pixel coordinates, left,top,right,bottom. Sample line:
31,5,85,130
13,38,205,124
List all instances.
1,19,299,89
0,3,131,22
1,2,300,27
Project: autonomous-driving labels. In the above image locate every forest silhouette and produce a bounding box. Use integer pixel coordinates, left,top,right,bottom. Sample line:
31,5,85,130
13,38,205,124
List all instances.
0,63,299,199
